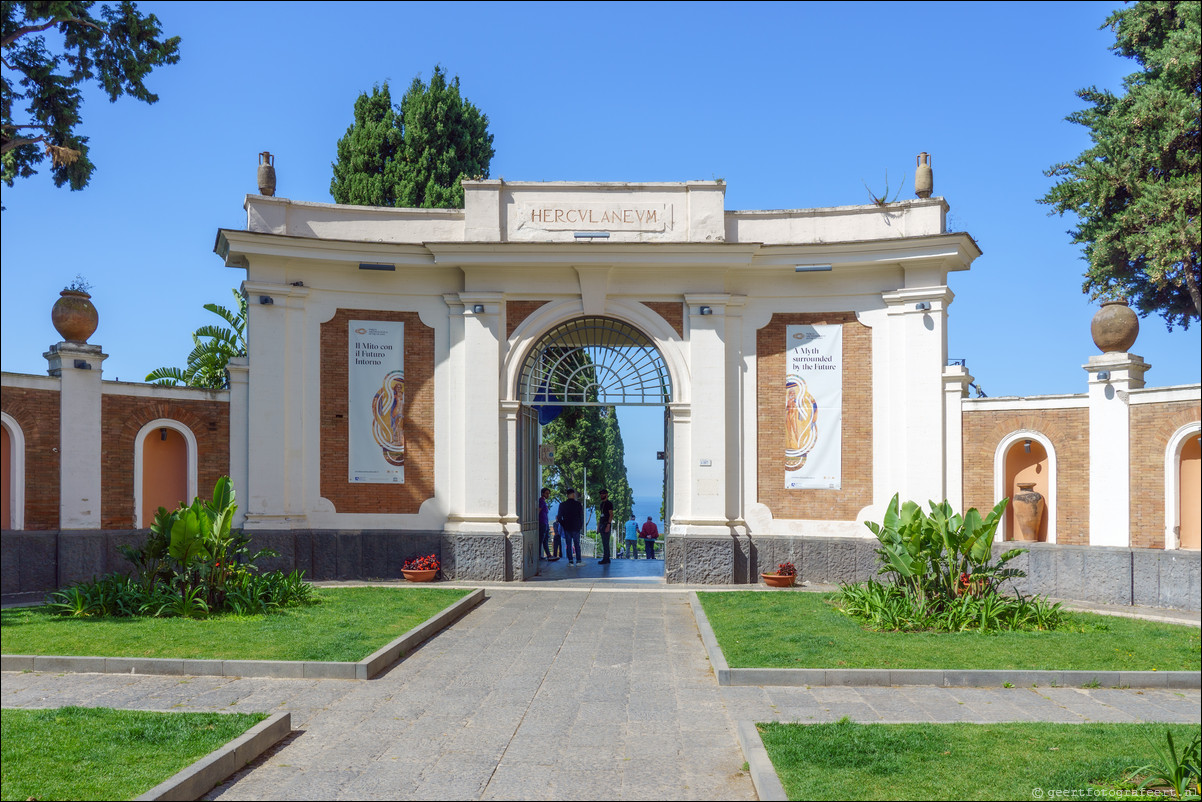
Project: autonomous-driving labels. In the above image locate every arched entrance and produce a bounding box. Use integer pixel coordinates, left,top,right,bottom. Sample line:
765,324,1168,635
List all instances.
516,317,673,580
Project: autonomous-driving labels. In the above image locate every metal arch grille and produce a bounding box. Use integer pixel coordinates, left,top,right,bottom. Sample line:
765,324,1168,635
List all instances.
519,317,671,406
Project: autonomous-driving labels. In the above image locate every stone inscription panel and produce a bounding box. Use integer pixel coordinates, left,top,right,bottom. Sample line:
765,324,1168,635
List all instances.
517,203,672,232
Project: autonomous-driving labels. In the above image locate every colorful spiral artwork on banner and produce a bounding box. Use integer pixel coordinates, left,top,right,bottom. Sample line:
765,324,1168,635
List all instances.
349,320,405,483
372,370,406,466
785,324,842,489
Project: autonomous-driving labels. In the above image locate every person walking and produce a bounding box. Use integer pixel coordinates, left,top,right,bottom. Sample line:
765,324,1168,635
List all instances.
539,487,557,561
596,489,613,565
623,514,639,559
640,516,659,560
557,489,584,566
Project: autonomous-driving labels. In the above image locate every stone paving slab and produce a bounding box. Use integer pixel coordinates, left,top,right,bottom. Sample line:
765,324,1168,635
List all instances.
4,587,1200,801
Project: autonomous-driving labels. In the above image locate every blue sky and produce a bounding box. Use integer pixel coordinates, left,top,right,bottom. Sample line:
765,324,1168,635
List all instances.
2,1,1199,508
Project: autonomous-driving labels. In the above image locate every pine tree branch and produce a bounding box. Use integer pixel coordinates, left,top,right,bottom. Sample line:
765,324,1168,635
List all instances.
2,16,104,49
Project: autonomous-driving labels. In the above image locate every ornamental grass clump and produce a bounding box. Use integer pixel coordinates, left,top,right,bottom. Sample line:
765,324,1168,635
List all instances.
45,476,313,618
838,493,1065,633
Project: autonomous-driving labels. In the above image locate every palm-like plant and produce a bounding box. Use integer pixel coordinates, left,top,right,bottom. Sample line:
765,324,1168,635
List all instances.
146,289,247,388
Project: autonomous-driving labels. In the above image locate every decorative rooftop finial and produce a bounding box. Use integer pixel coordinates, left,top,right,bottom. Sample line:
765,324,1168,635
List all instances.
915,152,933,199
257,151,276,197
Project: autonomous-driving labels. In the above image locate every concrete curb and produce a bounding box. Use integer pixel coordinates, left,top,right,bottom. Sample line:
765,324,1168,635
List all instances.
686,591,1200,689
735,720,788,802
132,711,290,801
2,587,485,680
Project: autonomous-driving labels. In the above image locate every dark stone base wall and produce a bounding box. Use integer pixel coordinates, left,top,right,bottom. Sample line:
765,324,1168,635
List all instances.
1,529,512,597
5,530,1199,612
662,534,1200,612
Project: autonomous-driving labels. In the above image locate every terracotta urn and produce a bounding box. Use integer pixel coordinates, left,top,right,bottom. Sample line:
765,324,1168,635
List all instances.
1012,483,1045,542
1090,300,1138,353
761,572,797,588
52,290,98,343
257,151,276,197
401,568,437,582
914,152,933,199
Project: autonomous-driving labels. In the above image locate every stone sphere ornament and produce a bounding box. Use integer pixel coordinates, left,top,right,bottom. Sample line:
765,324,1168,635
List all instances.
1090,300,1139,353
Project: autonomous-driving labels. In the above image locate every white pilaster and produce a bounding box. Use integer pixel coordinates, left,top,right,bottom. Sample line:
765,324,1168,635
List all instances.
451,292,504,530
45,342,107,528
681,294,731,532
227,356,250,526
942,363,973,511
881,286,952,504
1085,352,1149,547
242,281,309,529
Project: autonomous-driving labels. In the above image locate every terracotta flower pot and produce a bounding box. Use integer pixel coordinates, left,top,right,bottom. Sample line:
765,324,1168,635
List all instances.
52,289,98,343
761,572,796,588
401,568,437,582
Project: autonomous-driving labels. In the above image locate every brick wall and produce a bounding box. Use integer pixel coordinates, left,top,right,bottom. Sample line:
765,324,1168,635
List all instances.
756,313,872,520
100,395,229,528
1129,400,1201,548
644,302,683,338
962,408,1090,544
320,310,435,514
0,387,60,529
506,301,549,339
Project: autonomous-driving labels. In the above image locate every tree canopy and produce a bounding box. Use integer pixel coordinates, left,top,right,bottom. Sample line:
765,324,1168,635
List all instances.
330,65,493,209
1040,0,1201,329
146,289,246,389
1,0,181,193
541,405,634,528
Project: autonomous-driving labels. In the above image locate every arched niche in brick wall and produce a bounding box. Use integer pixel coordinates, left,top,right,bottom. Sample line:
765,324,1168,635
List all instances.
1,411,24,530
134,418,198,528
993,430,1056,543
1165,422,1201,550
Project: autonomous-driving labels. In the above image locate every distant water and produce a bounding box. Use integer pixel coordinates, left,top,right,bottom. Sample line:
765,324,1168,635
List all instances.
629,494,666,530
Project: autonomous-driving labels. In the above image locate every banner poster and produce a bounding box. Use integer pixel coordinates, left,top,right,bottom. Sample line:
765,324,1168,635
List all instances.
784,324,842,490
349,320,405,484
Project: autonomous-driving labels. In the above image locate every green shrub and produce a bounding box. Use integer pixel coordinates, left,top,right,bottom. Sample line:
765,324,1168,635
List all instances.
45,477,314,619
840,494,1064,633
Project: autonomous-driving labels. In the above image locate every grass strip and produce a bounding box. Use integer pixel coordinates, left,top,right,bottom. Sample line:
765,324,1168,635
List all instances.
698,591,1200,671
1,706,265,801
0,586,471,663
758,720,1201,801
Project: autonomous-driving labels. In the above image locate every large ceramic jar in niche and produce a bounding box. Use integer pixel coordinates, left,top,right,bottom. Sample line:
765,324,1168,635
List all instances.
1091,300,1138,353
52,290,98,343
1012,483,1045,542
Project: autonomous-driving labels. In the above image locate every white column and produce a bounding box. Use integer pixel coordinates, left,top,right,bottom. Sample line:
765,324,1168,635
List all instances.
1085,352,1149,547
443,294,467,525
681,294,730,532
44,342,107,528
881,286,952,504
450,292,504,531
227,356,250,527
942,363,973,512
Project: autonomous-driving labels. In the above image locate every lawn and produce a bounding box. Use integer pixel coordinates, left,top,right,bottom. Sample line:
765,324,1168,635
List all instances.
698,592,1201,671
757,720,1202,801
1,706,266,801
0,586,471,663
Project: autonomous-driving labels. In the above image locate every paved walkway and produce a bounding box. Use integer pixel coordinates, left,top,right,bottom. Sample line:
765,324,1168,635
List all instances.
2,587,1199,801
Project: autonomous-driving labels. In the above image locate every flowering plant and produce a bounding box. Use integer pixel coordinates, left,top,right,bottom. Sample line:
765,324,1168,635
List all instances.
776,562,797,577
404,554,440,571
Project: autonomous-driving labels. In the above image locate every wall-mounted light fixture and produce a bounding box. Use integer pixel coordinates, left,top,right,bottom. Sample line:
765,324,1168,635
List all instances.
573,232,610,240
161,427,168,441
472,304,485,314
259,296,274,305
1024,439,1031,453
915,301,932,311
794,264,832,273
1097,370,1111,381
699,306,713,316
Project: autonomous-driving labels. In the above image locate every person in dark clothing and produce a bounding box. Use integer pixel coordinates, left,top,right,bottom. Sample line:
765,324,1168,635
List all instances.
640,516,659,560
596,489,613,565
538,487,556,561
556,488,585,566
